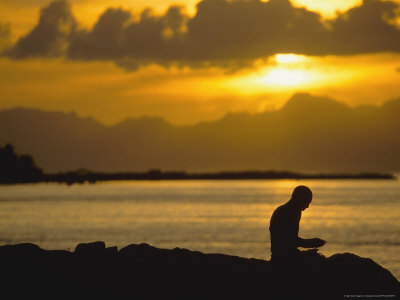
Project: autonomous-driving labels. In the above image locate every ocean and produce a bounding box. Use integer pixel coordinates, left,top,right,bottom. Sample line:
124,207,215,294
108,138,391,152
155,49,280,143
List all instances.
1,179,399,279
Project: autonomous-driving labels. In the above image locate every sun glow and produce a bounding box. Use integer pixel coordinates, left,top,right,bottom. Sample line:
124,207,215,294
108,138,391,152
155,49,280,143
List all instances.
291,0,363,18
261,68,312,87
274,54,306,64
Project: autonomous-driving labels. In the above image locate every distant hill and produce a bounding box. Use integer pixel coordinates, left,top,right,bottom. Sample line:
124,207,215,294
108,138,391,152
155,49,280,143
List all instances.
1,93,400,172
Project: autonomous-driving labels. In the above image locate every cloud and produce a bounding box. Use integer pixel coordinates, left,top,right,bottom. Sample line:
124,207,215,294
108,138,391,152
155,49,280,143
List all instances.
327,0,400,54
67,5,189,68
7,0,77,58
68,8,131,59
5,0,400,69
185,0,326,59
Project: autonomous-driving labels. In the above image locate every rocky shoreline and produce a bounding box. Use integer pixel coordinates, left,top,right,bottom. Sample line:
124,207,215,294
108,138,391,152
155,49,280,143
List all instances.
1,242,399,299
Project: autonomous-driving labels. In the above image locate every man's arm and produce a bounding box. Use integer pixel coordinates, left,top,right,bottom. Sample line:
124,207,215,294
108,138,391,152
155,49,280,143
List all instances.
297,237,326,248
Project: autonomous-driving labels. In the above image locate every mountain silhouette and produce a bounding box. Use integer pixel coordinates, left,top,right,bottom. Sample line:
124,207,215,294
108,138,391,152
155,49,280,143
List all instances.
1,93,399,172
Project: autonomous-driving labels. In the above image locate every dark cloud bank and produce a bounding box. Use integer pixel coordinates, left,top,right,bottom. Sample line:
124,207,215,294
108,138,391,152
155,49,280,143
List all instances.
4,0,400,68
1,93,400,172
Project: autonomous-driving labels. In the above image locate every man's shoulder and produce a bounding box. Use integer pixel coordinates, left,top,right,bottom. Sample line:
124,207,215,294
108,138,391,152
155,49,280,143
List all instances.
271,202,298,221
273,203,290,215
270,203,288,222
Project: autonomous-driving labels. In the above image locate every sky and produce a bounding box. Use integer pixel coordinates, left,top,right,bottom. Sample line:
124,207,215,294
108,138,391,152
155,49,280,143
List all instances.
1,0,400,125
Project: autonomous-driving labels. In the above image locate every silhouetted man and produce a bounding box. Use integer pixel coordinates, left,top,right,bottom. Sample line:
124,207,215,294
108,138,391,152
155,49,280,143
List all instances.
269,185,326,261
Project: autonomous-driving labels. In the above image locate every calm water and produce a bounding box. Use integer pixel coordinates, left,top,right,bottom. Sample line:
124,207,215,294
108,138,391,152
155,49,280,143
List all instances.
1,179,400,279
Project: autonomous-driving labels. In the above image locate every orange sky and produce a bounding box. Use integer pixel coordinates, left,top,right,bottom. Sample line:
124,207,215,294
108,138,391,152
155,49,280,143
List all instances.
1,0,400,124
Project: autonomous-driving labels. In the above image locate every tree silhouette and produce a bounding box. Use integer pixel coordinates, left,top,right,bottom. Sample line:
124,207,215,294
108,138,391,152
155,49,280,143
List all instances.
0,144,43,183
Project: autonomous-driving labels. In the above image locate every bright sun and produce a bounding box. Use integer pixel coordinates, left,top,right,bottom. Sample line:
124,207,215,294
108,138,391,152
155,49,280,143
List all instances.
262,68,311,86
261,53,311,87
223,53,318,93
274,53,305,64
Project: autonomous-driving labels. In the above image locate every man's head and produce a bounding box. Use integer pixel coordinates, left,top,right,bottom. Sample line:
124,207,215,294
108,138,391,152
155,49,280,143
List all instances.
291,185,312,211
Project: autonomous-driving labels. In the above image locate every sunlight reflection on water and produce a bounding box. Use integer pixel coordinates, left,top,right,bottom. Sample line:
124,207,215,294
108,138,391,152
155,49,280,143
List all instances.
0,179,399,279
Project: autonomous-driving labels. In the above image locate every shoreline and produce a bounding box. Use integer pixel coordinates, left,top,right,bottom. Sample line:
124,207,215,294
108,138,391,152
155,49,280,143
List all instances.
0,170,396,185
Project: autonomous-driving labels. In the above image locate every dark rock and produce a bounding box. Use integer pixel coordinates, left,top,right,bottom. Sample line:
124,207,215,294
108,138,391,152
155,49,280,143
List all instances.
0,242,398,299
47,249,73,257
0,242,44,256
105,246,118,255
325,253,399,294
74,241,106,255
